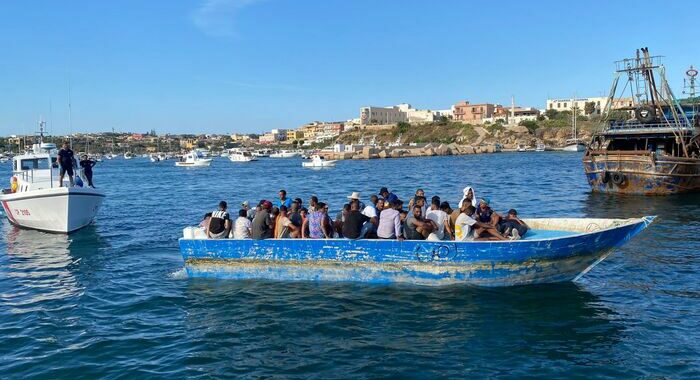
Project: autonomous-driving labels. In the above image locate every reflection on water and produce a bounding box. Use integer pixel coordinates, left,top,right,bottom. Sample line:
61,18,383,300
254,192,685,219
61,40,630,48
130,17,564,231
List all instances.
583,192,700,221
0,223,107,313
181,280,621,377
1,223,83,312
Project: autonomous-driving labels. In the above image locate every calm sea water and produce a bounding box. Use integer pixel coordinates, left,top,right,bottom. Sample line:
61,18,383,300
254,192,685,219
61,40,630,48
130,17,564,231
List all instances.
1,153,698,379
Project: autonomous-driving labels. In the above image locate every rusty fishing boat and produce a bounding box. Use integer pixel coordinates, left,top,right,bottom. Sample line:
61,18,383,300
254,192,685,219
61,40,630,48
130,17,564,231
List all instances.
583,48,700,195
179,216,654,287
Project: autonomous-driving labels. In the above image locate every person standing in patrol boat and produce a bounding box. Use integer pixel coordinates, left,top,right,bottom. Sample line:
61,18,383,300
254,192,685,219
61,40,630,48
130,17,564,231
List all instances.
57,141,75,187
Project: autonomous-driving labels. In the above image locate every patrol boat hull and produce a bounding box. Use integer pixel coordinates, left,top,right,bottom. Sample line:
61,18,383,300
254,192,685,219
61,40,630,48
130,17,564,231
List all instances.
0,187,105,233
179,217,654,287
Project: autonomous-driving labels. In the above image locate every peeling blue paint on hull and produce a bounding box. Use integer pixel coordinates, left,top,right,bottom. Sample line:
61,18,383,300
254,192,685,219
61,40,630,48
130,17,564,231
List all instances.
179,217,654,287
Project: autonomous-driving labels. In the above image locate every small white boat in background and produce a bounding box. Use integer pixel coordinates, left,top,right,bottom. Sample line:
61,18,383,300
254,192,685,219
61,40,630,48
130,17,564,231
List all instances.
149,154,160,162
124,152,134,160
252,149,272,158
563,138,586,152
194,148,211,158
535,142,546,152
0,122,105,233
220,151,230,158
517,144,529,152
270,150,300,158
175,151,212,167
228,151,257,162
302,155,336,168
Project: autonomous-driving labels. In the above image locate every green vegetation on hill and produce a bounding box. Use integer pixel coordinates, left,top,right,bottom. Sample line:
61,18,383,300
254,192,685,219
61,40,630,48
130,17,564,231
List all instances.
339,121,479,145
336,114,604,147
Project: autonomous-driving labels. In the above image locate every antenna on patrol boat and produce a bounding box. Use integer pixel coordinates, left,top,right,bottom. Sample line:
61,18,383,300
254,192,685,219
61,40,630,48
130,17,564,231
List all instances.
68,79,73,149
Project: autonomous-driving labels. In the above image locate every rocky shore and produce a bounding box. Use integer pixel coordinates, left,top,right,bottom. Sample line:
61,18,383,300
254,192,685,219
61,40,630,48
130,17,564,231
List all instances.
323,143,498,161
325,119,597,160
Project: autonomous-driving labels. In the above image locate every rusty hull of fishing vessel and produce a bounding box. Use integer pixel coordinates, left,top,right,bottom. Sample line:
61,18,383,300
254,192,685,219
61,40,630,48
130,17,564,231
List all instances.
583,48,700,195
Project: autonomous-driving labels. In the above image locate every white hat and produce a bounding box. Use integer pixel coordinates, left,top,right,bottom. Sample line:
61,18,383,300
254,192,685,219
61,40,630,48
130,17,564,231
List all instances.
347,191,361,200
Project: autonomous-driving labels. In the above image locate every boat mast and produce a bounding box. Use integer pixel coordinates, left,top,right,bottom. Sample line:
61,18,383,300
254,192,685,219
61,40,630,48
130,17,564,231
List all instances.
572,93,577,140
68,80,73,149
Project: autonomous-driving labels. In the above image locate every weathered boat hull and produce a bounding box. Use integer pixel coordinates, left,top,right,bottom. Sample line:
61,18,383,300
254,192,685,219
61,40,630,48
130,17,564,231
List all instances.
179,217,654,287
583,152,700,195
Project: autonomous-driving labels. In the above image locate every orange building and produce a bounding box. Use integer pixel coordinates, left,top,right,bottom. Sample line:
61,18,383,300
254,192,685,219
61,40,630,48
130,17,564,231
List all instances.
453,101,496,124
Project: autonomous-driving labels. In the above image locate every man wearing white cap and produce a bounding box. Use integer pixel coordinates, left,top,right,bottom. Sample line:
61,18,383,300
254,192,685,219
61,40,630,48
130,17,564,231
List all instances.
242,200,256,220
345,191,378,238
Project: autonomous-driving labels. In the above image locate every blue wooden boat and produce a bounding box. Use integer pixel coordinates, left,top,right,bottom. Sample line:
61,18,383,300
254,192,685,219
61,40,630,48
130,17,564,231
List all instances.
179,216,654,287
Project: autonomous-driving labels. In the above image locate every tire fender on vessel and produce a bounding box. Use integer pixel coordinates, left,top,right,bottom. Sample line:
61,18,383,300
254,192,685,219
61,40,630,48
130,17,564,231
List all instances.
636,105,657,124
611,172,626,185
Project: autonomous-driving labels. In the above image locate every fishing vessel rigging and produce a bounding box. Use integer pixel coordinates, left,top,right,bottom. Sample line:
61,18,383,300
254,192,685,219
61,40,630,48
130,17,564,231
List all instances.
583,48,700,195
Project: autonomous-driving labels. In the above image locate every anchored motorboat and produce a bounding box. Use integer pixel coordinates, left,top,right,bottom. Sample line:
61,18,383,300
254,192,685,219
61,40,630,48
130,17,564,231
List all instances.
228,151,257,162
302,154,336,168
175,150,212,167
270,150,300,158
124,152,134,160
252,149,272,158
0,122,106,233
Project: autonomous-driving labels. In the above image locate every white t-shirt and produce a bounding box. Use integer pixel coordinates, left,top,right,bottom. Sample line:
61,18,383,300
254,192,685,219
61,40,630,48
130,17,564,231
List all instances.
233,217,252,239
425,209,447,239
277,216,293,238
455,213,477,241
362,205,377,219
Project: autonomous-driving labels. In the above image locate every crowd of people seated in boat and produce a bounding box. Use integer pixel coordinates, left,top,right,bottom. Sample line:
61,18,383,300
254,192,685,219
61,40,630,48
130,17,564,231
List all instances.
200,187,529,241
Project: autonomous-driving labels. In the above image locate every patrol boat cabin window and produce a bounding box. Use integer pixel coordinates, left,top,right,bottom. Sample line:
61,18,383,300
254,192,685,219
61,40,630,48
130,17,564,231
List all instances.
17,157,51,171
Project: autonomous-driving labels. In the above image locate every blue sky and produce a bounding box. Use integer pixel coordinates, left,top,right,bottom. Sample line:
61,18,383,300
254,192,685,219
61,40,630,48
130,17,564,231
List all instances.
0,0,697,136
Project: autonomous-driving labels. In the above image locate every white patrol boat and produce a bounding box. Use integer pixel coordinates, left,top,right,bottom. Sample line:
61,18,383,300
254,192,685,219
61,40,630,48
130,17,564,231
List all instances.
0,122,106,233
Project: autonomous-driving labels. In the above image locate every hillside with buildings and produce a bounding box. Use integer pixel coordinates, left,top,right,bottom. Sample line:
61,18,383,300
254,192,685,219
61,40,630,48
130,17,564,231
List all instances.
0,95,626,156
244,95,631,150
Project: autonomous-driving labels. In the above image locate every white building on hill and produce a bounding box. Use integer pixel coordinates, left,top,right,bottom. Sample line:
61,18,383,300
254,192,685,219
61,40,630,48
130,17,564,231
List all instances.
546,97,634,116
359,106,408,125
